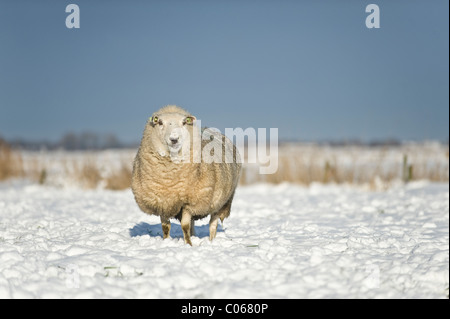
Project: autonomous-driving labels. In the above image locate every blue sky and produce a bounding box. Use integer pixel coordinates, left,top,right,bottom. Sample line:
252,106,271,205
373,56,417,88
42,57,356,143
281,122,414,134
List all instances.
0,0,448,143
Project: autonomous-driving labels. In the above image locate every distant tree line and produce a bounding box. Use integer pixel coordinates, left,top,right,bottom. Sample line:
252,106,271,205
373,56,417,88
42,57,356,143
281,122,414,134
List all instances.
3,133,449,151
5,132,138,151
59,132,122,150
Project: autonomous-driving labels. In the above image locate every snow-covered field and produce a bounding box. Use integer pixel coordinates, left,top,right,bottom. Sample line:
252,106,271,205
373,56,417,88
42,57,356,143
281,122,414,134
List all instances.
0,180,448,298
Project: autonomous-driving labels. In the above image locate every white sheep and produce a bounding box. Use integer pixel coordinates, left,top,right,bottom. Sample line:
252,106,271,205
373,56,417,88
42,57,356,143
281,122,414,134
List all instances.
131,105,241,245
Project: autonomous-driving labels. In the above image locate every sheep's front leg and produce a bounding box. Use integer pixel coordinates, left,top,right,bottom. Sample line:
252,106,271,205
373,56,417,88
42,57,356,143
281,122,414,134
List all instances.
161,216,171,239
180,209,193,246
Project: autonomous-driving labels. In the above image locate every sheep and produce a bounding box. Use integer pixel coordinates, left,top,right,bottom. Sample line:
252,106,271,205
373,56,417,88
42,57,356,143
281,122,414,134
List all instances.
131,105,241,245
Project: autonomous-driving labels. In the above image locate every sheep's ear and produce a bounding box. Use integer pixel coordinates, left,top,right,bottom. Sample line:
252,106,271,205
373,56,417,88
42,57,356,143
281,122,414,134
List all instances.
184,116,196,125
149,116,161,126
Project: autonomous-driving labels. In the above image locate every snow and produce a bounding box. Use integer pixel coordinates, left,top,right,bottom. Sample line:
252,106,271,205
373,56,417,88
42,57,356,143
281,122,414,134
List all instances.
0,180,448,298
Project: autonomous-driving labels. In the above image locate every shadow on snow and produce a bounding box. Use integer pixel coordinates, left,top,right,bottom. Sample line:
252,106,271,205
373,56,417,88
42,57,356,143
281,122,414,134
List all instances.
129,221,224,239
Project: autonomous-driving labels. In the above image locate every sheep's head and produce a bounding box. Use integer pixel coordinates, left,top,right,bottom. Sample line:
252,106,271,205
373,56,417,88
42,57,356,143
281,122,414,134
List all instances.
146,105,197,161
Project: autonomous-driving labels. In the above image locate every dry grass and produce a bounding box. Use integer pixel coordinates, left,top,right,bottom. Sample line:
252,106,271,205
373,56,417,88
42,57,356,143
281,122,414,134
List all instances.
24,157,48,185
0,138,23,181
105,162,132,190
72,159,102,189
7,142,449,190
20,150,136,190
239,143,449,188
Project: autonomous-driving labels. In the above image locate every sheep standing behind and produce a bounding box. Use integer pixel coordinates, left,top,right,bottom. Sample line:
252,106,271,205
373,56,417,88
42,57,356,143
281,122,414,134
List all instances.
131,105,241,245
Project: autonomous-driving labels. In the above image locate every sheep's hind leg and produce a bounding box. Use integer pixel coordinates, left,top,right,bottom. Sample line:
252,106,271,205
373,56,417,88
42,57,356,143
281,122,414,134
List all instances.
209,195,235,241
190,217,195,237
161,216,171,239
180,209,193,246
209,214,219,241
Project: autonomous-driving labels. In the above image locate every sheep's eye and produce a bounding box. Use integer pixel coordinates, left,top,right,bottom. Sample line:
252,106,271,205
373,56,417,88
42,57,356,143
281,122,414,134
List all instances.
184,116,194,125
